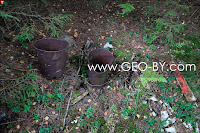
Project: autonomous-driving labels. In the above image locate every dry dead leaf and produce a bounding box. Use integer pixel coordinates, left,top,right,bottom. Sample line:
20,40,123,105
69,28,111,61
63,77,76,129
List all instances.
104,112,107,116
101,36,105,39
16,125,20,129
113,87,116,90
77,123,80,126
44,116,49,121
94,103,98,106
136,114,140,119
74,32,78,38
88,99,92,103
31,130,36,133
149,113,153,117
52,111,55,115
20,60,24,64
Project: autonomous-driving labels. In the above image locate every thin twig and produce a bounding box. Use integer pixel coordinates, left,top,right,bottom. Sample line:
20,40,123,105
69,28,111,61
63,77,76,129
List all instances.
0,119,26,125
63,90,73,129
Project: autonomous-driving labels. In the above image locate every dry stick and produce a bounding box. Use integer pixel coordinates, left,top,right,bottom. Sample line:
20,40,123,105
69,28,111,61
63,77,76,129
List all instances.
0,119,26,125
63,90,73,129
77,47,85,75
71,91,89,105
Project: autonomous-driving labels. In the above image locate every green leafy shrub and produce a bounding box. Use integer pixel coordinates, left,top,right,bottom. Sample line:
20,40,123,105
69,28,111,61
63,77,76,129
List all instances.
140,66,167,85
0,1,72,45
14,25,36,47
173,101,199,127
1,72,39,112
142,1,199,65
45,14,72,37
118,4,135,15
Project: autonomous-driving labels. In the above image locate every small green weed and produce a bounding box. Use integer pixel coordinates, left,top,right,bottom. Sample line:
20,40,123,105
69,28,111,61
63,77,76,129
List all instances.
118,4,135,15
1,72,39,112
173,101,199,127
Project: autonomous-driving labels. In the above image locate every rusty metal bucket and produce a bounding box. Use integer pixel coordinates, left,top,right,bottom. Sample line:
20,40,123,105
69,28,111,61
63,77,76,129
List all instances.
88,48,114,88
33,38,69,79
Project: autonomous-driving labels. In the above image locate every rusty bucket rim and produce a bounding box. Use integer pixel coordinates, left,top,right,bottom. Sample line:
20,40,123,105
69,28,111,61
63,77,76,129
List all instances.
33,38,69,53
88,48,114,74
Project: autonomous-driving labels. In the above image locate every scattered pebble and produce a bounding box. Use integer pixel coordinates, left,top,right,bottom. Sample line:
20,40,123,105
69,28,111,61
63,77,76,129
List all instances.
152,112,157,117
104,42,113,49
183,122,192,130
142,101,147,104
165,126,177,133
149,96,158,101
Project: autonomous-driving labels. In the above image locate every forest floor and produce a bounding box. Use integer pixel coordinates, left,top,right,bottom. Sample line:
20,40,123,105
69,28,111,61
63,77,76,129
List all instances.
0,0,199,133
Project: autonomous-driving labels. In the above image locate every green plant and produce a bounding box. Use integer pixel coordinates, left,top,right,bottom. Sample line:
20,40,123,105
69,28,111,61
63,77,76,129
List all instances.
118,4,135,15
140,66,167,85
143,1,199,65
14,25,36,47
45,13,72,37
33,113,40,120
1,72,39,112
146,117,161,133
173,101,199,127
24,100,32,112
0,11,20,21
78,107,106,132
0,1,72,44
110,104,118,113
115,120,143,133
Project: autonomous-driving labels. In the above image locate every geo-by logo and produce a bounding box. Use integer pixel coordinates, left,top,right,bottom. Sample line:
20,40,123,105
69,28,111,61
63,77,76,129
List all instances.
0,0,4,4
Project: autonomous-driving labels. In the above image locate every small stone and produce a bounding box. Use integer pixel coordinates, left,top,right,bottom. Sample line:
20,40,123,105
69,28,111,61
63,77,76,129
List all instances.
152,112,157,116
32,102,36,105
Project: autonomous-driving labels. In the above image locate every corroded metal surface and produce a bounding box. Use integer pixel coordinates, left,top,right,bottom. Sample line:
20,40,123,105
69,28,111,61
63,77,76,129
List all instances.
88,48,114,88
33,38,69,79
